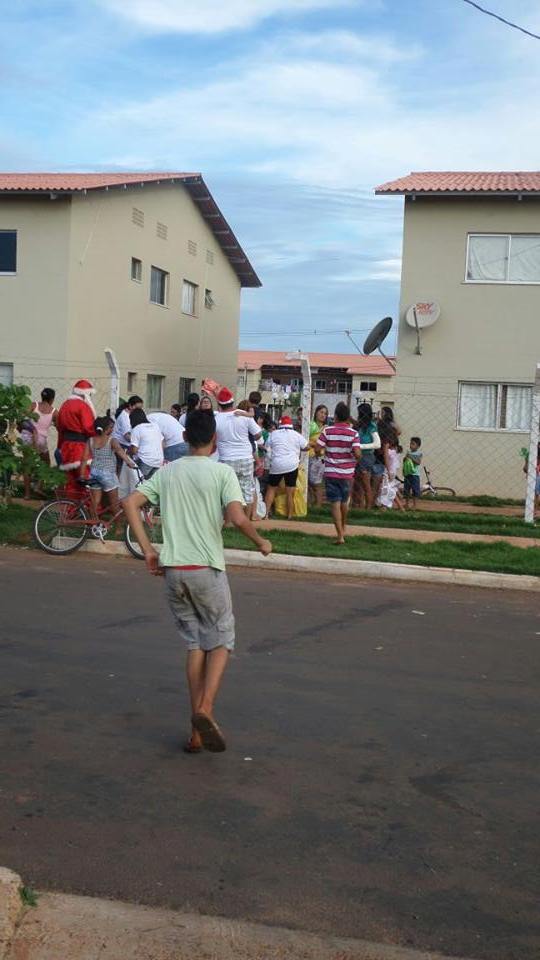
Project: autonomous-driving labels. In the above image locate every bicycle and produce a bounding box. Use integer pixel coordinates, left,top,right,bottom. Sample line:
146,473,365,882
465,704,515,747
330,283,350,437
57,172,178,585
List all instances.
33,472,162,559
421,466,456,499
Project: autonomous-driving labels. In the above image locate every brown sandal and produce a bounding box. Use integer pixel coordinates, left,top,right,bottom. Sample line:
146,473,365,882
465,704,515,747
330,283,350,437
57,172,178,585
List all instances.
191,713,226,752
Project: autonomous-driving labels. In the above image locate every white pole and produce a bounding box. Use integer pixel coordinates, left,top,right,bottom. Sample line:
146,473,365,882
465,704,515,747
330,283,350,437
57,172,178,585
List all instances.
104,348,120,416
524,363,540,524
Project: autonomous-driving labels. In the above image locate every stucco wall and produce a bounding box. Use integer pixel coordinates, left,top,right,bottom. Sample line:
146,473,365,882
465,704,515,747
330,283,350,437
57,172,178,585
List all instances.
0,196,71,386
395,196,540,497
67,183,242,409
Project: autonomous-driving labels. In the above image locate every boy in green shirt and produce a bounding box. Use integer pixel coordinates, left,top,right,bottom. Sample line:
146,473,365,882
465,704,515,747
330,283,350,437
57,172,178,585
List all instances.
124,411,272,754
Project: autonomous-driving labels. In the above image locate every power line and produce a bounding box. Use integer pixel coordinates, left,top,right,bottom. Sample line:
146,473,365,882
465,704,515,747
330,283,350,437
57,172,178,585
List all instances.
460,0,540,40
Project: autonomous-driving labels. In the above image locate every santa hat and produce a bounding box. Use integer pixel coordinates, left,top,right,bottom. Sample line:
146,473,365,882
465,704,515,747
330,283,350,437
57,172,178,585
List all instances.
216,387,234,405
280,415,293,426
72,379,95,397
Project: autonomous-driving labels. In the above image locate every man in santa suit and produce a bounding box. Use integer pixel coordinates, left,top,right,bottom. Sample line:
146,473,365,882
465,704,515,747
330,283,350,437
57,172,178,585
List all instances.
56,379,96,494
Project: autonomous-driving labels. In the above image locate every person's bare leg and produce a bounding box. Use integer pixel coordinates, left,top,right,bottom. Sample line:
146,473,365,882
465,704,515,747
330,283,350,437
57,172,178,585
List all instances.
197,646,230,718
90,488,102,517
340,500,349,539
330,501,344,543
286,486,294,520
265,484,277,517
186,650,207,748
372,474,383,507
360,471,373,509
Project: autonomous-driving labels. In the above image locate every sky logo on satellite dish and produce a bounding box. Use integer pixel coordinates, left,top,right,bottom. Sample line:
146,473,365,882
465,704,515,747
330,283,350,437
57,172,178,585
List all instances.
406,301,441,329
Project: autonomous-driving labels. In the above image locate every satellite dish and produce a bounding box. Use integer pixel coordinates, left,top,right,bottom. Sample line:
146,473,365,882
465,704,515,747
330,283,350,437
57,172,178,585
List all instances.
344,317,395,371
363,316,393,355
406,301,440,330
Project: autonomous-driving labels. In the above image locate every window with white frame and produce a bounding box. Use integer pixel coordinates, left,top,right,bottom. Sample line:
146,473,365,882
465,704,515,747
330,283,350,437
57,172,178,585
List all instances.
150,266,169,305
131,257,142,282
147,374,165,409
204,288,215,309
360,381,377,392
337,382,349,394
127,372,137,393
182,280,198,315
466,234,540,283
0,362,14,385
178,377,194,404
0,231,17,274
314,379,327,391
457,382,532,431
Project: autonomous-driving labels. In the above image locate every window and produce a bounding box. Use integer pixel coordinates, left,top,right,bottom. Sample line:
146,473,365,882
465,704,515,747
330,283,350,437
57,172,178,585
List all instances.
237,373,246,387
204,288,215,309
178,377,194,403
360,381,377,392
466,234,540,283
132,207,144,227
127,372,137,393
458,382,532,431
314,379,326,391
0,362,13,385
156,222,168,240
337,381,348,394
147,374,164,409
131,257,142,282
206,249,214,265
188,240,197,256
182,280,198,315
0,231,17,273
150,266,169,306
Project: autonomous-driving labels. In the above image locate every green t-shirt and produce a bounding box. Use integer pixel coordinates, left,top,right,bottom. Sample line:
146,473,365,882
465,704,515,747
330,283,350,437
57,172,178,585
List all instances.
139,457,243,570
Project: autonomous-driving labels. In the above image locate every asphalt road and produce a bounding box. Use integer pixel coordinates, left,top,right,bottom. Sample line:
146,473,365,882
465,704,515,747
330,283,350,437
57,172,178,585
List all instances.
0,547,539,960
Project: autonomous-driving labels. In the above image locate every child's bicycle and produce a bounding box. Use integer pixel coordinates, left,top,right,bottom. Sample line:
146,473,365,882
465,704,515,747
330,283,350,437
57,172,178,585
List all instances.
420,466,456,499
33,472,162,559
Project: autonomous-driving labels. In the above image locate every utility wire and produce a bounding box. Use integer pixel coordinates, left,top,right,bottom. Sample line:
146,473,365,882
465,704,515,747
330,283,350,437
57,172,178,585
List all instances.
460,0,540,40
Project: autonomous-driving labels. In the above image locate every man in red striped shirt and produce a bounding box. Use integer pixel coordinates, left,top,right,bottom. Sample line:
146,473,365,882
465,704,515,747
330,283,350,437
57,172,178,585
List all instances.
317,402,361,544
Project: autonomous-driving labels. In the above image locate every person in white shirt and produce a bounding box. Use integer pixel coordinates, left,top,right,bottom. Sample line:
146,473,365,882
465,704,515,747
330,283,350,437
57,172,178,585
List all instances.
112,395,143,472
148,411,187,461
129,408,164,478
265,415,309,520
214,387,261,513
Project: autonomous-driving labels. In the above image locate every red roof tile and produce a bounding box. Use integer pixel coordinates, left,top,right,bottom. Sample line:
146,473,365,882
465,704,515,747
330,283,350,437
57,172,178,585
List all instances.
0,172,261,287
375,172,540,195
238,350,395,377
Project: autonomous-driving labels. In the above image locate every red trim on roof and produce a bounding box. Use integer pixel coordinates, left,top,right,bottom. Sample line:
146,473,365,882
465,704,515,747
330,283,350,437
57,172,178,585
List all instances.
238,350,395,377
0,172,261,288
375,171,540,196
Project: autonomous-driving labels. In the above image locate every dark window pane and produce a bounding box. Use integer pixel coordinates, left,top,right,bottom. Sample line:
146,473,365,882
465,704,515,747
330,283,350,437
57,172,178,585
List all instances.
0,231,16,272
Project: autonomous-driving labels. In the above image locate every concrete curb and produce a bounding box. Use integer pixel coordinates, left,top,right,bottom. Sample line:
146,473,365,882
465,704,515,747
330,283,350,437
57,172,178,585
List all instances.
76,539,540,593
0,868,22,960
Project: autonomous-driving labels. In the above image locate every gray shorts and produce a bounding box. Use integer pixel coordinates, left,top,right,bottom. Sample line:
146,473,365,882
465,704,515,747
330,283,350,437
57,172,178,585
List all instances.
165,568,235,652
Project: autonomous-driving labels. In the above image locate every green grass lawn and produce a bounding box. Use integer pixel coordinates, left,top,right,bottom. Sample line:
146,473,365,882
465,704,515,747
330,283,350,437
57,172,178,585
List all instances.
303,505,538,539
2,500,538,578
223,528,540,577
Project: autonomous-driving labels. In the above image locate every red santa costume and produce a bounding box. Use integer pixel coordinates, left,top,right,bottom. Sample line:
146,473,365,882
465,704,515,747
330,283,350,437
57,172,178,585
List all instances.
57,379,96,494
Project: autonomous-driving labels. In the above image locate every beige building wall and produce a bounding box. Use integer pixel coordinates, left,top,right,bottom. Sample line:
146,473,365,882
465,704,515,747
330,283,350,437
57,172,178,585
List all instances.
67,183,241,410
0,183,243,411
395,197,540,496
0,196,72,389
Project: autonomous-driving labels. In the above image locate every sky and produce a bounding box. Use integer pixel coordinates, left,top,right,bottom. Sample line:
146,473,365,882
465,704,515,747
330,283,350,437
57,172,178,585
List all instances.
2,0,540,356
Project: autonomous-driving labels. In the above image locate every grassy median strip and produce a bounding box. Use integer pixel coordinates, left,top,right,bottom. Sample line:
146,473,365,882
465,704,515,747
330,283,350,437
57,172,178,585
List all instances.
223,528,540,577
2,501,539,578
302,506,538,539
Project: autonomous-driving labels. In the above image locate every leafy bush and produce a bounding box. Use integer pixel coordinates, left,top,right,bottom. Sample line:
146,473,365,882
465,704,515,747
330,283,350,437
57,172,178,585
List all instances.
0,383,62,504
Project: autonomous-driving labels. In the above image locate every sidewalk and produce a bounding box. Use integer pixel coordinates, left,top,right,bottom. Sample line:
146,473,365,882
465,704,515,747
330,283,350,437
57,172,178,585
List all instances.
1,884,473,960
259,517,539,549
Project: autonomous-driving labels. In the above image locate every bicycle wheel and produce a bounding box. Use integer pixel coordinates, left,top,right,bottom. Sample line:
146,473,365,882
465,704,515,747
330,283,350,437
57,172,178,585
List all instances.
34,499,90,555
124,505,163,559
432,487,457,498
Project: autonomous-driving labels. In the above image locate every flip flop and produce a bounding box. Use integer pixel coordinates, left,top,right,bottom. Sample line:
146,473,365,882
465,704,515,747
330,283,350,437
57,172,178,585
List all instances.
191,713,227,752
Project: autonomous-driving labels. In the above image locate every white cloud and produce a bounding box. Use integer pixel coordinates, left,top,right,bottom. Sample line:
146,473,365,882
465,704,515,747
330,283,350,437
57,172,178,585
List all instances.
97,0,356,34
